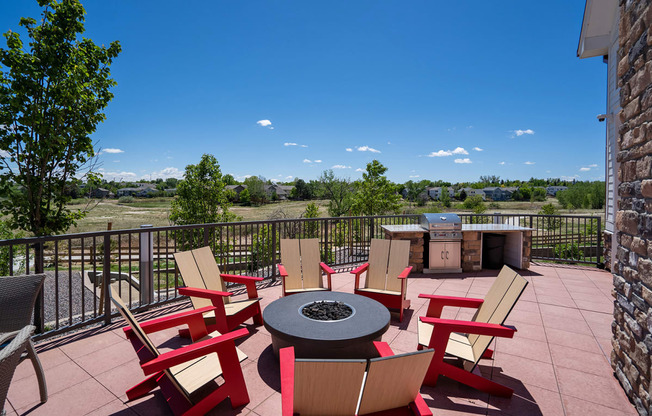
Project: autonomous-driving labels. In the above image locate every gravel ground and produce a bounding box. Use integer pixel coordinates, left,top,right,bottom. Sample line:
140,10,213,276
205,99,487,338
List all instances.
42,270,98,328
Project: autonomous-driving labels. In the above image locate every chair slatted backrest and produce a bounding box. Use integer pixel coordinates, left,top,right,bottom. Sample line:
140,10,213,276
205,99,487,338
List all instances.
280,239,303,291
109,287,192,400
175,247,230,306
299,239,322,289
464,266,528,371
385,240,410,293
366,239,391,290
358,349,434,415
0,274,46,333
293,359,367,416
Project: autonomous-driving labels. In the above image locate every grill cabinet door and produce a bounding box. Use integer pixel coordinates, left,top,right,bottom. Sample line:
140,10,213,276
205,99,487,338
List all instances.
428,241,447,269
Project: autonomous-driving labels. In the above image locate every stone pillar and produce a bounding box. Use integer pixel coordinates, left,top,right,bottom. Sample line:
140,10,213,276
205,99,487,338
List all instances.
522,230,531,269
462,232,482,272
613,2,652,413
383,230,424,273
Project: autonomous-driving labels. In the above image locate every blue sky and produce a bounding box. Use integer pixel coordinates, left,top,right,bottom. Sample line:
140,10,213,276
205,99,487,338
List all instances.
1,1,607,184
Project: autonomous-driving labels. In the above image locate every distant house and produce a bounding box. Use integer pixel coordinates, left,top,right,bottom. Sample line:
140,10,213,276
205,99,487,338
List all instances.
117,183,157,197
226,185,246,196
426,187,454,200
266,184,294,200
459,188,486,200
482,187,511,201
546,186,568,196
90,188,113,199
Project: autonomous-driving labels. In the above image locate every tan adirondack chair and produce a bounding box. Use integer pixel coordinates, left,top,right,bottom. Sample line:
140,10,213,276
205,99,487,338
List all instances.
351,239,412,321
280,341,435,416
279,238,335,296
174,246,263,334
109,287,251,414
417,265,528,397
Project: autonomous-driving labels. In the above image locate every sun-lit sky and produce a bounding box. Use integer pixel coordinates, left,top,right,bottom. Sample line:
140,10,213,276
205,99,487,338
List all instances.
1,1,607,184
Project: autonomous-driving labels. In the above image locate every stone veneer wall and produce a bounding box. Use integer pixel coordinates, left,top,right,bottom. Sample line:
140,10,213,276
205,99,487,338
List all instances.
604,230,614,272
613,1,652,413
461,231,531,272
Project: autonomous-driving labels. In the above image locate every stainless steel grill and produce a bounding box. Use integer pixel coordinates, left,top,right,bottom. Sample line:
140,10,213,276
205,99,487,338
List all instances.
420,213,462,241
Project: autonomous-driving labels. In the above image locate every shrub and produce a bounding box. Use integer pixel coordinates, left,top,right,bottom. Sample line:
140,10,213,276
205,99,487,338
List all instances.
0,220,25,275
488,202,500,209
538,203,562,230
304,202,319,238
118,195,134,204
463,195,484,210
249,225,278,271
554,242,582,261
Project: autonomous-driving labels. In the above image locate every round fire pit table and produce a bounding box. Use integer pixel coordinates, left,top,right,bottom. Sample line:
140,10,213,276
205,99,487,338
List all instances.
263,291,391,359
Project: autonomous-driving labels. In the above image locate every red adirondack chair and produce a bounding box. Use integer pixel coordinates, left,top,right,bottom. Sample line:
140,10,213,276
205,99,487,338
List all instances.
279,238,335,296
351,239,412,321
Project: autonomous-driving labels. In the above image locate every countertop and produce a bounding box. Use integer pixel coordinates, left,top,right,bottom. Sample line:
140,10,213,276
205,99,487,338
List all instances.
381,224,428,233
462,224,533,232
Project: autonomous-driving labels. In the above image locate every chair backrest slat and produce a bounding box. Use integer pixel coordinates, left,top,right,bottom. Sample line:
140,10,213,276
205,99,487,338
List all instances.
192,247,229,304
465,266,528,370
174,250,211,310
0,274,46,333
293,359,367,416
358,349,434,415
385,240,410,293
109,288,160,357
366,239,390,290
299,239,322,289
280,239,303,290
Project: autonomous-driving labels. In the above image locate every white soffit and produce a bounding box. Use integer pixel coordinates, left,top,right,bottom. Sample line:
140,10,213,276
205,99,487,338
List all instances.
578,0,618,58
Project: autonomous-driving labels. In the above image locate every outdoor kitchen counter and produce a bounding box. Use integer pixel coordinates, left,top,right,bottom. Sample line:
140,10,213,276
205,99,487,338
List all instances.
381,225,427,273
461,224,532,272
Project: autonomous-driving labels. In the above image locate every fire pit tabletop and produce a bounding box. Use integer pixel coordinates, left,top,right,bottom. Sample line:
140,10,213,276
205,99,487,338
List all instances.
263,291,391,359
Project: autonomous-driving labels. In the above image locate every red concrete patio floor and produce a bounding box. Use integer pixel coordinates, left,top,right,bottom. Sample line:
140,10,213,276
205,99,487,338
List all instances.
5,264,637,415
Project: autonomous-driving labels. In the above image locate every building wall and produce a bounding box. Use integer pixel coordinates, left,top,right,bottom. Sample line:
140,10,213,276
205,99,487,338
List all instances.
613,1,652,413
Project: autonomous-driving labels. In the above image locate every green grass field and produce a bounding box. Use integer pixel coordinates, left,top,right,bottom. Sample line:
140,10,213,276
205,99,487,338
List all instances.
66,197,603,234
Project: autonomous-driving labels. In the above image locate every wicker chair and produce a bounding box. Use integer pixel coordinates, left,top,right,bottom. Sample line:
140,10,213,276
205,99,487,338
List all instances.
0,274,47,405
1,325,36,416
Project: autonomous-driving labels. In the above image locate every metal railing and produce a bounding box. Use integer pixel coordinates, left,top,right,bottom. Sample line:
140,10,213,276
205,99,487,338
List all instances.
0,212,601,339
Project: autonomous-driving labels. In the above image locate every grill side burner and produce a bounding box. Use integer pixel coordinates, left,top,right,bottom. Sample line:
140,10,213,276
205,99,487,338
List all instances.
420,213,463,274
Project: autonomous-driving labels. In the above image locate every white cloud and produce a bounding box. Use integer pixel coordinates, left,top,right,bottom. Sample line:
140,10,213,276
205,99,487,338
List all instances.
581,163,599,171
150,167,184,179
355,168,365,172
284,142,297,146
426,147,468,157
285,175,293,180
314,160,322,163
97,170,138,181
256,120,273,129
561,175,580,181
0,150,10,158
454,158,472,164
513,129,535,137
332,165,351,169
409,175,420,178
579,167,591,172
498,161,505,165
102,148,124,154
300,144,307,147
589,164,598,168
345,148,353,152
303,159,312,163
473,147,483,152
524,161,536,165
387,141,391,145
356,146,381,153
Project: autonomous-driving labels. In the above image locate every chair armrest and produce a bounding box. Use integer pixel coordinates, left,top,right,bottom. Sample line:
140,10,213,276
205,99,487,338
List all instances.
420,317,516,338
140,328,249,375
178,286,232,299
398,266,413,279
279,347,296,416
129,305,217,335
418,294,484,318
220,274,264,284
373,341,395,357
320,262,335,275
350,263,369,276
221,274,262,299
278,264,288,277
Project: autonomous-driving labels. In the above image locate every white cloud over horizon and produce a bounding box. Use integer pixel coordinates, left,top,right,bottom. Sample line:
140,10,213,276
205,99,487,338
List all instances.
580,163,599,171
409,175,420,178
102,148,124,154
357,146,381,153
257,119,274,129
499,161,505,165
355,168,365,172
0,149,10,158
524,161,535,165
345,148,353,152
332,164,351,169
513,129,535,137
427,147,468,157
284,142,308,147
473,147,483,152
303,159,312,163
454,158,472,164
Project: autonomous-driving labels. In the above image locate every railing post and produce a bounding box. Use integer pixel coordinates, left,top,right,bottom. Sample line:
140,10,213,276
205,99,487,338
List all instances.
323,219,329,263
139,225,154,304
203,226,210,248
271,221,277,282
33,241,45,333
103,234,112,325
370,217,375,240
597,216,602,267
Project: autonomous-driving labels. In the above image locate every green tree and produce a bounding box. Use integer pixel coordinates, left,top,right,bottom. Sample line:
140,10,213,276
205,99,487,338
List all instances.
319,170,353,217
304,202,319,238
531,187,547,202
463,195,484,210
439,186,451,208
169,154,238,225
239,188,251,206
351,160,401,216
458,189,467,201
290,178,313,200
0,0,121,236
243,176,266,205
404,180,426,205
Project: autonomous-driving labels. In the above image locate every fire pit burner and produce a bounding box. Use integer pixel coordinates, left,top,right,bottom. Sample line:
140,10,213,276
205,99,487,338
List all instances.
301,301,354,321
